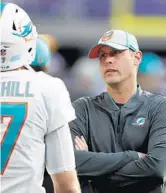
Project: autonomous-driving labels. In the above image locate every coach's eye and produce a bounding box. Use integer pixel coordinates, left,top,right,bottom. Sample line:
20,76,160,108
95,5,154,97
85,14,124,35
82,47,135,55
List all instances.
12,22,16,31
114,50,120,54
112,50,121,55
98,52,107,59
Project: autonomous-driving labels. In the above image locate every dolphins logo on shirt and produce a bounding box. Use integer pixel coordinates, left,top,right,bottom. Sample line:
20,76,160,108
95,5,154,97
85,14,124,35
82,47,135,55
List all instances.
132,117,146,127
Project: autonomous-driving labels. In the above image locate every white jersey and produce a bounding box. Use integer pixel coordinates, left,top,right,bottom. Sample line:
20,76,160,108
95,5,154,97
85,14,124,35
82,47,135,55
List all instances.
0,69,76,193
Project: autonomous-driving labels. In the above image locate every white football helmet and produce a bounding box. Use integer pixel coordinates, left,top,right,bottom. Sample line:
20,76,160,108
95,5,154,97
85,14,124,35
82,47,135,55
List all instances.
0,2,38,71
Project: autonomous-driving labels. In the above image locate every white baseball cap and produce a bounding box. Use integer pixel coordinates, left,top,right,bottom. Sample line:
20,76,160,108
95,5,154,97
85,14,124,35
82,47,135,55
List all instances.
89,30,139,59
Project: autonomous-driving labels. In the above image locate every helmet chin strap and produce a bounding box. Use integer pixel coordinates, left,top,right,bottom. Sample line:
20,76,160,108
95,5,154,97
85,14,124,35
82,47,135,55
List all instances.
0,62,36,73
0,66,25,72
24,63,35,72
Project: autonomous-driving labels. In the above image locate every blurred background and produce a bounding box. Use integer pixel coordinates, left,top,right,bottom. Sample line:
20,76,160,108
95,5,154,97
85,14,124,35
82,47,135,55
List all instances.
9,0,166,101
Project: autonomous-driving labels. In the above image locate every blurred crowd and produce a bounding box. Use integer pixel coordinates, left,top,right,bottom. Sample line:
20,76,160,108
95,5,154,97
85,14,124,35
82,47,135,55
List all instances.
9,0,110,18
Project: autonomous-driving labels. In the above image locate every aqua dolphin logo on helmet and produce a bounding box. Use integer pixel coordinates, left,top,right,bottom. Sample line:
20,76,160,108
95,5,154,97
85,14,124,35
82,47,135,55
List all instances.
13,22,33,42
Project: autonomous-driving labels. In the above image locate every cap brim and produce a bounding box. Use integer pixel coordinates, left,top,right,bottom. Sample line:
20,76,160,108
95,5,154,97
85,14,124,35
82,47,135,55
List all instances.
88,43,128,59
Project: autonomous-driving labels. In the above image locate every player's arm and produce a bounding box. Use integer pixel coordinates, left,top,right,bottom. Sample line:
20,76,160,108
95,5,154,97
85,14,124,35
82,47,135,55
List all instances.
69,98,139,176
109,100,166,183
44,77,81,193
45,124,81,193
51,171,80,193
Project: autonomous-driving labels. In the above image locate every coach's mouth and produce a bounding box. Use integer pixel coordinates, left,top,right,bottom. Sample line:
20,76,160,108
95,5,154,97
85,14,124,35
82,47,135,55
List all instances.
105,69,118,75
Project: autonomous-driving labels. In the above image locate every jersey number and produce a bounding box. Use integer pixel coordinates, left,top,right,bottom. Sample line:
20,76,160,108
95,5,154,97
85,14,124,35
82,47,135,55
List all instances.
0,103,28,175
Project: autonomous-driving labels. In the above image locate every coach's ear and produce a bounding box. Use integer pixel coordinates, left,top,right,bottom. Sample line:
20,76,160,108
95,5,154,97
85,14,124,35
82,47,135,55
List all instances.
134,51,142,66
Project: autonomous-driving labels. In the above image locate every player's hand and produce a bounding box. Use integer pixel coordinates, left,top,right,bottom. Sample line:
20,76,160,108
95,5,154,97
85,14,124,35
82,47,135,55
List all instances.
138,152,146,158
75,136,88,151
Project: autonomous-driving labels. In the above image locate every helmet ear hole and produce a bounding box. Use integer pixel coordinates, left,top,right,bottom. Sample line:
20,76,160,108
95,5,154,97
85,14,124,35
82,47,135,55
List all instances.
28,48,32,53
16,9,18,13
12,22,16,30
